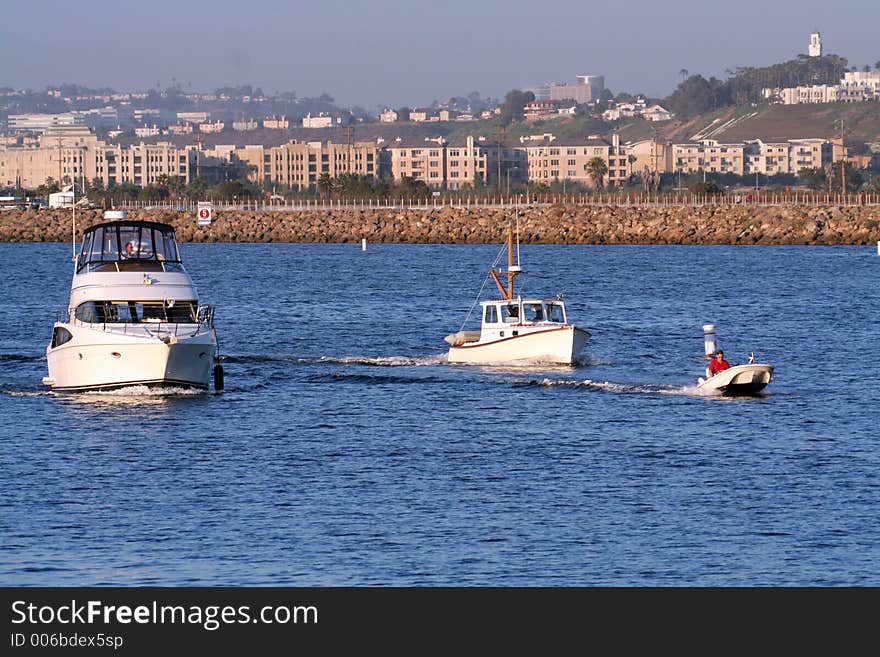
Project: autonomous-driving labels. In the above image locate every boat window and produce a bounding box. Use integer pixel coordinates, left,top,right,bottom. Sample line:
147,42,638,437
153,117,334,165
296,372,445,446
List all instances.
75,301,104,323
484,305,498,323
74,300,198,324
502,304,519,323
524,303,545,322
51,326,73,348
96,226,120,262
547,303,565,323
78,223,183,272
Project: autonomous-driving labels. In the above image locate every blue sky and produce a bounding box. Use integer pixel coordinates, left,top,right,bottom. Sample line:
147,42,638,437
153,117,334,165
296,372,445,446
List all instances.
2,0,877,108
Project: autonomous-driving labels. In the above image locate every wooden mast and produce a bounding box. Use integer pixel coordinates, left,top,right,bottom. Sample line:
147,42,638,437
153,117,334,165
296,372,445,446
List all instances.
490,224,516,301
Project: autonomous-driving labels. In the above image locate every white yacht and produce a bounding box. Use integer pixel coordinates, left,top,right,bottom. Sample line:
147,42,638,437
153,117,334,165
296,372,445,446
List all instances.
445,224,590,365
43,211,220,391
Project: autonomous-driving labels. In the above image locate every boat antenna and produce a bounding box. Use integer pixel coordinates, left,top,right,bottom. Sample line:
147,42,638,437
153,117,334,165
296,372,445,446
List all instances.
71,183,77,266
515,214,521,268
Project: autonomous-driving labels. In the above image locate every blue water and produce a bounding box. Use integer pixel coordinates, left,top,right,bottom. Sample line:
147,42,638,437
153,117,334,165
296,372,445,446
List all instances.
1,242,878,586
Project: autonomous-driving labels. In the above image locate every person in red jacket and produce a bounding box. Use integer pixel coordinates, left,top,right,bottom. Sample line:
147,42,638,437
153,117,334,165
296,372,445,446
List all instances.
708,350,731,376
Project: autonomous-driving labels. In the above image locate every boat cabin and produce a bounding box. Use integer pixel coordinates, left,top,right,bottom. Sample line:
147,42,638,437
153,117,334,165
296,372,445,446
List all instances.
481,298,567,327
76,221,184,273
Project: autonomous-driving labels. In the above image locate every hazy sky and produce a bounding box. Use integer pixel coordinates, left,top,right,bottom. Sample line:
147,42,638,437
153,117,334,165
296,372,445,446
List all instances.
2,0,877,108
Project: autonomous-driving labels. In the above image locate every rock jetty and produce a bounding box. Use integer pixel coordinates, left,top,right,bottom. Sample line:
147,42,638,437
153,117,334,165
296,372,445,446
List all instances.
1,205,878,245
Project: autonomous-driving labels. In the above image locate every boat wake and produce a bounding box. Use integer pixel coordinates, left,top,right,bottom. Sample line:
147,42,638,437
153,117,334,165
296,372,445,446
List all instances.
320,355,448,367
79,385,208,398
223,354,448,367
508,377,723,397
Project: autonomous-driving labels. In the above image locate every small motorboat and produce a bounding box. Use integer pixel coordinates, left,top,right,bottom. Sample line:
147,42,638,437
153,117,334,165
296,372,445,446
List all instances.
697,358,773,396
444,221,590,365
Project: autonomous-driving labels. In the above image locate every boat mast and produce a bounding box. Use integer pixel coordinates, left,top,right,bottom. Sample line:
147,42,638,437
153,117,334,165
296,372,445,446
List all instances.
507,224,514,299
489,226,522,301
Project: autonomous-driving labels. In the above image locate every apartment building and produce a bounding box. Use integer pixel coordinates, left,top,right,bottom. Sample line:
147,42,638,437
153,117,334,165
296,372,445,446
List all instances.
519,134,626,188
0,126,99,188
236,140,379,191
674,140,746,176
444,137,492,190
839,71,880,101
0,126,198,189
625,139,672,175
94,142,196,188
263,116,289,129
387,137,447,187
7,113,80,132
785,139,829,173
671,139,830,177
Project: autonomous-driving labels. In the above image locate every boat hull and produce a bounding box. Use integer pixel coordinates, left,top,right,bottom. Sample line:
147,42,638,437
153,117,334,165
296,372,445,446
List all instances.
448,326,589,365
698,363,774,395
44,323,216,391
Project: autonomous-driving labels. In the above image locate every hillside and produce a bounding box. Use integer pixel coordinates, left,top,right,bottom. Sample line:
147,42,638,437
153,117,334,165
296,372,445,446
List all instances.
116,100,879,152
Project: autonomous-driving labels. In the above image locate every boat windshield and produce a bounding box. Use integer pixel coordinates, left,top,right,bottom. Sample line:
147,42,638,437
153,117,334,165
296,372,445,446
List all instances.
546,302,565,323
77,222,183,273
74,300,199,324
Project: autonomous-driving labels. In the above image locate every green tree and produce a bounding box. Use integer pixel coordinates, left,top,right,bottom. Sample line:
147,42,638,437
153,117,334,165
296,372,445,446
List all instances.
688,180,723,195
184,177,207,201
498,89,535,126
586,157,608,189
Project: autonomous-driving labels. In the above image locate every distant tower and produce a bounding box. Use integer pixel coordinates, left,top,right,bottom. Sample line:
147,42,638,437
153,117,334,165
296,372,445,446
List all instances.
809,31,822,57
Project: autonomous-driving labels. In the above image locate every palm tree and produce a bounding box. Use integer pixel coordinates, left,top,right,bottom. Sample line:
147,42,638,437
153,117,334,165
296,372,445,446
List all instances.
679,68,689,83
586,157,608,190
317,173,333,198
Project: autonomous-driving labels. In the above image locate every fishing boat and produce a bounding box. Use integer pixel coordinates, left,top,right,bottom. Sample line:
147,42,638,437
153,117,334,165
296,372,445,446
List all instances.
43,210,222,391
444,223,590,365
697,362,774,395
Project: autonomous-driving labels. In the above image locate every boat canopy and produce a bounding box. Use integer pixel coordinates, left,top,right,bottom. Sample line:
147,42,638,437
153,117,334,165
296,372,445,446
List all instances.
77,221,182,273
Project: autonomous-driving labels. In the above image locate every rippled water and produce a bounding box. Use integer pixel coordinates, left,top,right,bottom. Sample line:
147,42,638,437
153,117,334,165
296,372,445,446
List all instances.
1,242,878,585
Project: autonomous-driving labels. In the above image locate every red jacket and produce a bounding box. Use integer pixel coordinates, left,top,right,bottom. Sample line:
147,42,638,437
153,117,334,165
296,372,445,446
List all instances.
708,358,731,376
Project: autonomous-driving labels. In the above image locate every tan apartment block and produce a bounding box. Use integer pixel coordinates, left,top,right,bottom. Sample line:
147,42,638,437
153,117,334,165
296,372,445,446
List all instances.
744,140,792,175
788,139,829,173
445,136,491,190
95,142,195,188
0,126,99,188
671,138,830,177
625,139,672,176
519,135,622,188
387,137,447,188
236,140,378,191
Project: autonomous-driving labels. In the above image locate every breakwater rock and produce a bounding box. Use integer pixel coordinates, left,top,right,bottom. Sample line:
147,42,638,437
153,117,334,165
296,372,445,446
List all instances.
1,205,879,245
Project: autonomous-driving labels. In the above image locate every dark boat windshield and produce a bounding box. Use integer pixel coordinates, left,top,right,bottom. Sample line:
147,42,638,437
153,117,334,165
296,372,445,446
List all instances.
77,222,183,273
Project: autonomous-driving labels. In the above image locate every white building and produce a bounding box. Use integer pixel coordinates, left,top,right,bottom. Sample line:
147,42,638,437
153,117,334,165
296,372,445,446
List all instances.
263,116,289,129
642,105,674,122
7,113,80,131
379,109,398,123
302,113,335,128
199,121,225,133
134,124,160,137
232,119,259,131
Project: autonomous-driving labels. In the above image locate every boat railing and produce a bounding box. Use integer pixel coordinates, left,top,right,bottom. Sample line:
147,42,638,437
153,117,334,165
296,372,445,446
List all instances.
59,305,215,336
